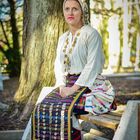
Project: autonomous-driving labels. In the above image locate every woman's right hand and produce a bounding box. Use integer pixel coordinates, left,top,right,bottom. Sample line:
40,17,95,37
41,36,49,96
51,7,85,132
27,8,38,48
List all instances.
59,85,65,95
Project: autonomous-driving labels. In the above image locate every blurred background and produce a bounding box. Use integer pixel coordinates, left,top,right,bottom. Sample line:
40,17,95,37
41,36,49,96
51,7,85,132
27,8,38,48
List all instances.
0,0,140,135
0,0,140,79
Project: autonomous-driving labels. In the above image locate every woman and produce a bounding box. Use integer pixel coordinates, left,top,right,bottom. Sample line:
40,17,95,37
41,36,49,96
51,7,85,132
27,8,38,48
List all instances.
32,0,116,139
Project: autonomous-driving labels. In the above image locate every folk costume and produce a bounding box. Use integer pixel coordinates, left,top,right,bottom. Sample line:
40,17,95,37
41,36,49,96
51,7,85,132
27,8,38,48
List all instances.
31,0,116,140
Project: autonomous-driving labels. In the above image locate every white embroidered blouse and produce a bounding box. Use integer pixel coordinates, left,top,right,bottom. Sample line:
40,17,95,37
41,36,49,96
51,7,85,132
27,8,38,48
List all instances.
54,25,105,89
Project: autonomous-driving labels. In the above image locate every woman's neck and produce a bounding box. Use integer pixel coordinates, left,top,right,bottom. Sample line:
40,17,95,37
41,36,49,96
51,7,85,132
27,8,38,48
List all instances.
69,24,84,35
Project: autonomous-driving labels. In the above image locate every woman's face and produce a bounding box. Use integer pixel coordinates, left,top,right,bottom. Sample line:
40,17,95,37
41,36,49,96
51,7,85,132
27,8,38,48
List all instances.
63,0,83,27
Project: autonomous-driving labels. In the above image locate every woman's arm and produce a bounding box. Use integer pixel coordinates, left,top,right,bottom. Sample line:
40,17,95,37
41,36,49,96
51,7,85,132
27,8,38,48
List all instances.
75,29,105,88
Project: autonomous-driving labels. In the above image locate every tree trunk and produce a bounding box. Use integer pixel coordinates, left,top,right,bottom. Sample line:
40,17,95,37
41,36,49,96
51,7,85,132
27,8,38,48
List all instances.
14,0,67,120
7,0,21,77
8,0,20,50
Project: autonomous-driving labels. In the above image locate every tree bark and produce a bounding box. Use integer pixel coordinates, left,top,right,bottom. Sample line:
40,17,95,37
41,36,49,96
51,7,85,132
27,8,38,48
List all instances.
14,0,67,120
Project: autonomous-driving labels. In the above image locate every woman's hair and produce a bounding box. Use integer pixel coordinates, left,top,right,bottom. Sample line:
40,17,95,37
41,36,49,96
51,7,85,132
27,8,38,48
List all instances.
63,0,89,24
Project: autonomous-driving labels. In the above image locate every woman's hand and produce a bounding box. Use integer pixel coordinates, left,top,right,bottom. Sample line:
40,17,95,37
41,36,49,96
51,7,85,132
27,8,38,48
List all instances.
59,84,80,98
59,87,74,98
59,85,65,95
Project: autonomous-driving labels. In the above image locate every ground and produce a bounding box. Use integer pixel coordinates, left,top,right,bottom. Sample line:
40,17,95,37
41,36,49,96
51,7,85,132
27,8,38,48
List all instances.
0,75,140,132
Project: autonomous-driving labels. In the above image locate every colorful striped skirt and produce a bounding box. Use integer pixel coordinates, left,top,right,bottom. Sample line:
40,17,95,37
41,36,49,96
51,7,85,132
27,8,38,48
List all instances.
31,74,90,140
31,74,116,140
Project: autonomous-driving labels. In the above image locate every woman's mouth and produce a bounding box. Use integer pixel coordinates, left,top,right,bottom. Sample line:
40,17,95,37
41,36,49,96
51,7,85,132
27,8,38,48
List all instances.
67,16,74,20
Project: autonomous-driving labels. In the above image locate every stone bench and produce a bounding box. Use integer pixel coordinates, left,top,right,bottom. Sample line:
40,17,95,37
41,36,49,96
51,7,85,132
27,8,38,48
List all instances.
113,100,140,140
79,101,140,140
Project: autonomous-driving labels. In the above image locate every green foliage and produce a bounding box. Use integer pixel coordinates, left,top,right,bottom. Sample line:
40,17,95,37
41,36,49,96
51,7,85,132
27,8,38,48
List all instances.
0,52,3,62
0,0,23,77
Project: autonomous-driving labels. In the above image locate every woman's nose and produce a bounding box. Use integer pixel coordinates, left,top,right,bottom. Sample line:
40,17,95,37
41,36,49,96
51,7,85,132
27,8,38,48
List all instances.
68,9,73,15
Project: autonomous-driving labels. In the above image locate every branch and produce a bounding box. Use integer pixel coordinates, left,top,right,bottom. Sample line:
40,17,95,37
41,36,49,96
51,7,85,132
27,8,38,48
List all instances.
0,20,11,48
0,44,6,54
0,39,10,46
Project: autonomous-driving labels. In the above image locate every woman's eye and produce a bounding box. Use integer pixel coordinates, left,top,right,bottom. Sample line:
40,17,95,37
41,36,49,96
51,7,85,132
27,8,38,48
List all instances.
64,7,69,12
73,7,78,11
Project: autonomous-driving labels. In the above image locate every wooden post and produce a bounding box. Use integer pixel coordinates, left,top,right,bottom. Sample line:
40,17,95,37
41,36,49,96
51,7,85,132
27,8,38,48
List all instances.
135,0,140,71
122,0,131,67
135,33,140,71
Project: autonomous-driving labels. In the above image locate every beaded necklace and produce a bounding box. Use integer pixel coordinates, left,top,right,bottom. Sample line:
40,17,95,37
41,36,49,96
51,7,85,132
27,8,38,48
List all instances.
63,30,81,73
